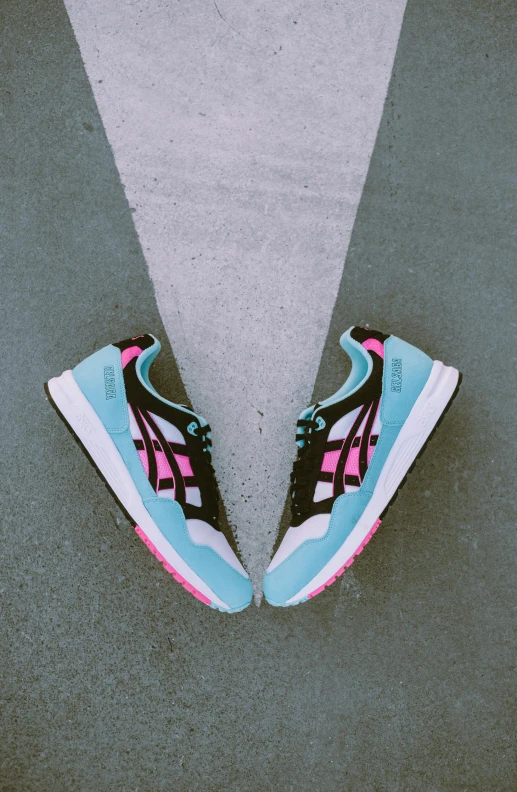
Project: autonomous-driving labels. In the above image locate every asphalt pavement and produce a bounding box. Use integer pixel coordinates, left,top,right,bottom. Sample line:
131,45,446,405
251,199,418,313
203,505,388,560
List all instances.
1,1,515,790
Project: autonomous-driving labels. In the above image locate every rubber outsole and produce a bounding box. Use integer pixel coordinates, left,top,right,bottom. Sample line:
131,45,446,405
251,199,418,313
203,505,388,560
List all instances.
267,371,463,607
44,381,246,613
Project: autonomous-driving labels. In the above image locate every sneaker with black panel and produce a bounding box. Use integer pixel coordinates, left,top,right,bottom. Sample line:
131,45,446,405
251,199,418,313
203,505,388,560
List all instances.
263,326,461,607
45,334,252,613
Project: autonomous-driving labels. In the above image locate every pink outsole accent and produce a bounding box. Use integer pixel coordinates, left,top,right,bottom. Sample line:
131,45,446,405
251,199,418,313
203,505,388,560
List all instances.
134,525,211,606
307,518,382,599
362,338,384,358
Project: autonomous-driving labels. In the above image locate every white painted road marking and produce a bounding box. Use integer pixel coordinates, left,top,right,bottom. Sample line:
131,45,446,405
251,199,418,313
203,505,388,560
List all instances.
64,0,407,594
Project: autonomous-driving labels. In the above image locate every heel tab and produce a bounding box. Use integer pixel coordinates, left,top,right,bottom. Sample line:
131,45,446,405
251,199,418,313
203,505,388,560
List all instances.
315,328,374,410
341,325,390,363
348,326,389,352
113,334,160,368
316,326,389,410
113,333,159,354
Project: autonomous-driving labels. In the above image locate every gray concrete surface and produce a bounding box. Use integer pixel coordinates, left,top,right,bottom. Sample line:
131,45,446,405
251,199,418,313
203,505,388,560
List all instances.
1,1,516,791
63,0,407,587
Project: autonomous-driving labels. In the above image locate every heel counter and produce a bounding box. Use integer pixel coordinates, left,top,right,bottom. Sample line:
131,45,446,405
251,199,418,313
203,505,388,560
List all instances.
73,344,128,433
381,336,433,426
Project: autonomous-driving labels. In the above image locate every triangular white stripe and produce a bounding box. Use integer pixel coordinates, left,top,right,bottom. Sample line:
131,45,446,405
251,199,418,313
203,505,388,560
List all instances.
64,0,407,592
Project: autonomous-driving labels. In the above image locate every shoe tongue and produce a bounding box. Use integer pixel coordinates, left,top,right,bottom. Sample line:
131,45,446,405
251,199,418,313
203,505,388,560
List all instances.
296,404,317,448
298,404,317,424
312,402,329,420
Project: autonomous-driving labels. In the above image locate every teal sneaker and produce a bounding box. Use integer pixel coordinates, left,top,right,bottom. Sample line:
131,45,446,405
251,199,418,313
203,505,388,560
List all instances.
263,326,461,607
45,334,252,613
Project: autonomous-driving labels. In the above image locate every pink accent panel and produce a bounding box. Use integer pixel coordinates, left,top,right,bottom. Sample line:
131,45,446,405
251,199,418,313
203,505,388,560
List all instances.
138,450,149,477
321,450,341,473
367,401,381,465
308,519,382,599
121,345,143,368
362,338,384,358
155,450,173,481
175,454,194,477
344,446,360,477
134,525,211,605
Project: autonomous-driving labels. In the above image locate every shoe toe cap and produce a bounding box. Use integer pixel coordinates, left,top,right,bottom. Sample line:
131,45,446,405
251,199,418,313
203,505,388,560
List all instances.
263,514,332,606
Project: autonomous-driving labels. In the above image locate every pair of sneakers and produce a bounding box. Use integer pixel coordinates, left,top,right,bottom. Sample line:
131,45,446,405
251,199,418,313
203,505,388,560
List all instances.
45,327,461,612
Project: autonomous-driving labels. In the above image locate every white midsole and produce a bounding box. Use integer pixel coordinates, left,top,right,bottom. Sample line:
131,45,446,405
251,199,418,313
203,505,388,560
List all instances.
47,370,230,610
287,360,460,604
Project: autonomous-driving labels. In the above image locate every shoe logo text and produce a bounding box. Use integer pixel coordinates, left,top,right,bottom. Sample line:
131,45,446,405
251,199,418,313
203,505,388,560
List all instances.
76,413,93,434
418,402,437,427
391,358,402,392
104,365,117,400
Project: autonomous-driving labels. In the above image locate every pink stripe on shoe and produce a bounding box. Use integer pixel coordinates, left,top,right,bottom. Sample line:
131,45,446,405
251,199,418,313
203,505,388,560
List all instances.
308,518,382,600
138,449,149,477
321,449,341,473
134,525,211,605
362,338,384,358
121,345,143,368
155,450,173,481
175,454,194,477
344,446,360,477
